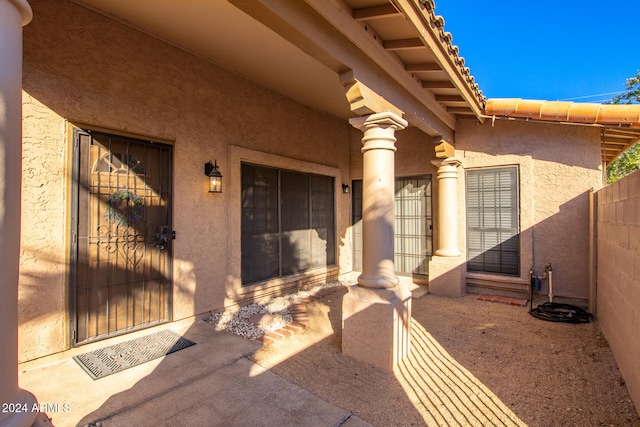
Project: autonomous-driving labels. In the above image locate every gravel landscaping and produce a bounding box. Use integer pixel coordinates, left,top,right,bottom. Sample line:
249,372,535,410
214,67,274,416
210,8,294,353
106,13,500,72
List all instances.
204,280,344,340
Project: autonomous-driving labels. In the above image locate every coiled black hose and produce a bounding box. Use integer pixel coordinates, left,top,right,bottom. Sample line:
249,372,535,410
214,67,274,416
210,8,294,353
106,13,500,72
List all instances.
529,302,593,323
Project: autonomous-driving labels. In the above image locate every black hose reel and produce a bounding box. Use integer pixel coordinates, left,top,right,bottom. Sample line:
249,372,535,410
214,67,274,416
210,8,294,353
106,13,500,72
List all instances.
529,270,593,323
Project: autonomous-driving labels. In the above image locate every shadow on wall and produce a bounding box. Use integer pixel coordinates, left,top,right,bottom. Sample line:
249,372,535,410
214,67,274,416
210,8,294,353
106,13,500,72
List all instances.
528,189,593,302
18,240,197,363
18,128,195,360
459,189,593,303
238,164,337,290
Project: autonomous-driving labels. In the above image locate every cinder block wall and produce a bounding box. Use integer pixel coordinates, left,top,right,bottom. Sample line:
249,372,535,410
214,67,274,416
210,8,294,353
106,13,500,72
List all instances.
596,170,640,412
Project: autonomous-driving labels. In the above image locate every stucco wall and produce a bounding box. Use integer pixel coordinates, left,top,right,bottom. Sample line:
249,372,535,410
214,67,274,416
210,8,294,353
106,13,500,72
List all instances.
20,0,351,362
455,118,602,302
350,127,439,178
596,171,640,411
349,127,440,268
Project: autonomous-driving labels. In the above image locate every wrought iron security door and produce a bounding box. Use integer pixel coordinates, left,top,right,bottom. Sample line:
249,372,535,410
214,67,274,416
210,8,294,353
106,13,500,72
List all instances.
71,129,173,344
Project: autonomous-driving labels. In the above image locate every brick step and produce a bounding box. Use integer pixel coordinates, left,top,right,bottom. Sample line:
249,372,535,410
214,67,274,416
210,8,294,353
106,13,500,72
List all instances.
466,276,530,300
466,293,528,306
257,285,345,347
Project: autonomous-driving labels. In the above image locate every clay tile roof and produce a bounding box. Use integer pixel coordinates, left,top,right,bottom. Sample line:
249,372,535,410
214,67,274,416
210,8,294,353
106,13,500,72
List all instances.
351,0,486,118
485,99,640,128
421,0,485,105
485,98,640,164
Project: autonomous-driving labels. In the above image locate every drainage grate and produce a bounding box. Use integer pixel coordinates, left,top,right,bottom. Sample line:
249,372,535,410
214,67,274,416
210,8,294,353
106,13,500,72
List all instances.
73,330,195,380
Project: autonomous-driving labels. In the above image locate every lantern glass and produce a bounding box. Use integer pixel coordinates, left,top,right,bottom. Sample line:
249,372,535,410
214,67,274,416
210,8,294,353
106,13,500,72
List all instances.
205,160,223,193
209,174,222,193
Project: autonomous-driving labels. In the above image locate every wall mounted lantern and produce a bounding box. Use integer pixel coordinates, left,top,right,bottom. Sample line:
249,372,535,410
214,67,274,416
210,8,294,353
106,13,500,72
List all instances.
204,160,223,193
342,183,350,194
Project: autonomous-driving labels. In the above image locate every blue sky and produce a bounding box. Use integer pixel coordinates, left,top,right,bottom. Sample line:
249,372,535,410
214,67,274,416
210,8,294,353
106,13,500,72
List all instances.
434,1,639,103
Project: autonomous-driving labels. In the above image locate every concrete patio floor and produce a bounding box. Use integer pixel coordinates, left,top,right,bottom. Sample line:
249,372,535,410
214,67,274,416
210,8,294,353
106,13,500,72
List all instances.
18,286,639,427
18,318,371,427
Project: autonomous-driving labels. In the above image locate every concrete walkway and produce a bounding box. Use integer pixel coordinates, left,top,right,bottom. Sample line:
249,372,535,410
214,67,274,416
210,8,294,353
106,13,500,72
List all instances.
19,320,371,427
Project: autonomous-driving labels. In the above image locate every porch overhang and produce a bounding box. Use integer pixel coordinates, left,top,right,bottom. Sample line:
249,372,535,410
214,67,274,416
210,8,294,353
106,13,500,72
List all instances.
71,0,486,141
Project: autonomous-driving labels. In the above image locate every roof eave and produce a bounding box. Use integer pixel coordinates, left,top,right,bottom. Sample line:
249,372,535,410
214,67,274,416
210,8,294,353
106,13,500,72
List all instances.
391,0,486,119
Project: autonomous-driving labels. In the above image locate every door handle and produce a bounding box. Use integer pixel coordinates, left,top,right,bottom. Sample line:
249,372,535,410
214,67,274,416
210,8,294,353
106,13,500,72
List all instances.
155,225,172,249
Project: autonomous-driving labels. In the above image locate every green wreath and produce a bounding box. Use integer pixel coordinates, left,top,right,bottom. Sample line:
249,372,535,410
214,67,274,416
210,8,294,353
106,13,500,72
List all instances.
105,189,143,226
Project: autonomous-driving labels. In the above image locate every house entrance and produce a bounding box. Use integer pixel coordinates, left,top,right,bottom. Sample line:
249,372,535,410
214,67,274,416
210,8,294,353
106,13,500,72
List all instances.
352,176,432,278
71,129,173,344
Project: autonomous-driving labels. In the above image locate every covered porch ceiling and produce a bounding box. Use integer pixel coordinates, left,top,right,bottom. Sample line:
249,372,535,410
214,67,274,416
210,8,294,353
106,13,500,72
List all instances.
71,0,485,140
601,128,640,165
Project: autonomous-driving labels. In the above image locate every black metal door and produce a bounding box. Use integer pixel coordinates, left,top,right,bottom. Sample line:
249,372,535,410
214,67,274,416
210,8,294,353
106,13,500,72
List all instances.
71,129,173,343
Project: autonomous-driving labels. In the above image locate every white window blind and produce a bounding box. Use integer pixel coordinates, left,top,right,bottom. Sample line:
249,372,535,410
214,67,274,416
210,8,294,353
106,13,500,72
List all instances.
466,167,520,275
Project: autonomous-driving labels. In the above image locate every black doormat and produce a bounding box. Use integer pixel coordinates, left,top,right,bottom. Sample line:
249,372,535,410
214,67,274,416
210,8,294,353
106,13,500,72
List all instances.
73,330,195,380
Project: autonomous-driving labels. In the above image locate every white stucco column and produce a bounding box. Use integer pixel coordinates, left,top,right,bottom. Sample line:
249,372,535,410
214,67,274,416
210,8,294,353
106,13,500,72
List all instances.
342,111,411,371
351,111,407,289
432,158,462,257
0,2,37,427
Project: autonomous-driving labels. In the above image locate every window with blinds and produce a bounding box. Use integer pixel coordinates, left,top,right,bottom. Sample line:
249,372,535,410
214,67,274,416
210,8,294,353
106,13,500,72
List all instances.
466,167,520,275
241,163,335,286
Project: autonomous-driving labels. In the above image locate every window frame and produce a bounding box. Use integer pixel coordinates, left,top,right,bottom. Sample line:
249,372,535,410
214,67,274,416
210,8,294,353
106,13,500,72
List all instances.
241,162,336,286
351,175,433,277
465,166,520,276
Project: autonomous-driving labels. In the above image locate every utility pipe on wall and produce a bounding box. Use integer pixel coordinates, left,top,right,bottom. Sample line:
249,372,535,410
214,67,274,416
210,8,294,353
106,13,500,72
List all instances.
546,264,553,302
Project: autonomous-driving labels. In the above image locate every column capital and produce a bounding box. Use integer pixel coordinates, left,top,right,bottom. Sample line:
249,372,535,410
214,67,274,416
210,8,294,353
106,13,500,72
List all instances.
349,110,408,132
6,0,33,26
431,157,462,169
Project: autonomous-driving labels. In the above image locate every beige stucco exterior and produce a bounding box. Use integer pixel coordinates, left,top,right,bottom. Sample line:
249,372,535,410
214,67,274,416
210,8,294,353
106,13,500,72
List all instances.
455,118,602,302
16,0,608,373
5,0,640,422
19,0,353,363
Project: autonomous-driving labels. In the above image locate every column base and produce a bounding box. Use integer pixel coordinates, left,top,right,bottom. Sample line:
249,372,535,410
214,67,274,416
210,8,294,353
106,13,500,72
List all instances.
357,272,399,289
341,284,411,371
428,255,465,297
434,248,461,257
0,389,38,427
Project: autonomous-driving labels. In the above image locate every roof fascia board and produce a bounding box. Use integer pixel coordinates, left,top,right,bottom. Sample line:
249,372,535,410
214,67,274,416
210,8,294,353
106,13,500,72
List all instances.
391,0,484,119
230,0,455,139
302,0,455,133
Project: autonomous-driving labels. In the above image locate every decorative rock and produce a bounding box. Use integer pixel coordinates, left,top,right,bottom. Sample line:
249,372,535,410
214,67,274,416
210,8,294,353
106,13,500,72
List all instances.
248,313,275,326
205,280,345,340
